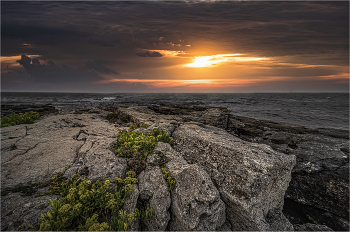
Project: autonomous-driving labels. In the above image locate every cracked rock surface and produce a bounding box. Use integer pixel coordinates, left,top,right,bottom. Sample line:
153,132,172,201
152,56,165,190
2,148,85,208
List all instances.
1,111,122,189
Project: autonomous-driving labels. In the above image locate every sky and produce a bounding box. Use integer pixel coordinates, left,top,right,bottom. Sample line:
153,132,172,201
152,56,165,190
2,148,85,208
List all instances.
1,1,349,93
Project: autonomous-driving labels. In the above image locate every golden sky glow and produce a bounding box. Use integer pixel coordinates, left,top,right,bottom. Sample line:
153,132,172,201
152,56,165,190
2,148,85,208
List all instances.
1,55,40,64
93,77,284,88
152,50,189,57
183,54,269,68
1,55,41,72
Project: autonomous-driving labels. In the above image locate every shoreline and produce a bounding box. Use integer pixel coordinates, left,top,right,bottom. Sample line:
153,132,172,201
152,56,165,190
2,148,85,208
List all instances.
2,92,349,131
1,102,349,132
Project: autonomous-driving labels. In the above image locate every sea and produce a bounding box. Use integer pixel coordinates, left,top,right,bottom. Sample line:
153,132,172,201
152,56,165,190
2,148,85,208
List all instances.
1,92,349,131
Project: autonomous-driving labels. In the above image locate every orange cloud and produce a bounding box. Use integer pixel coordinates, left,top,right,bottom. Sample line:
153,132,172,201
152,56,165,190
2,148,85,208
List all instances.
1,55,41,73
183,54,269,68
1,55,41,66
318,72,349,81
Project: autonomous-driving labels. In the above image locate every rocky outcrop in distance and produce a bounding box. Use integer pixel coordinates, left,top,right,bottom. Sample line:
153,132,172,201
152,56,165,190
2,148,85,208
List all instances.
1,104,348,231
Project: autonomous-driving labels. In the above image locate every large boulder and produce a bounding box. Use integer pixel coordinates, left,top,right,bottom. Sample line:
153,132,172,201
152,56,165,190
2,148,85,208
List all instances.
137,166,171,231
172,122,296,231
154,142,226,231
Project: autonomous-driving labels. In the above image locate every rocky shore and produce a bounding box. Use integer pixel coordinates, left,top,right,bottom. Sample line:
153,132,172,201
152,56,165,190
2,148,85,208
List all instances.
1,104,348,231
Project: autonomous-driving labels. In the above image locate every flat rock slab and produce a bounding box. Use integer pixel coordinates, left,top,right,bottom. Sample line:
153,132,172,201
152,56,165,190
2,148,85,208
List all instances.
1,112,120,189
172,122,296,231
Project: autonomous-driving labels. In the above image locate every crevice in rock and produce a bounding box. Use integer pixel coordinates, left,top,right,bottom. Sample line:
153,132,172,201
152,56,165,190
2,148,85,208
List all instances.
72,141,87,165
78,166,90,176
283,198,349,231
4,143,41,164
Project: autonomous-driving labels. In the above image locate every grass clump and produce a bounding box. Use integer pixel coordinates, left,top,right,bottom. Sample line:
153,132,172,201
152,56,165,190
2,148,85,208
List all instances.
129,122,148,131
106,111,131,124
1,110,40,127
110,125,173,176
39,171,142,231
161,168,175,191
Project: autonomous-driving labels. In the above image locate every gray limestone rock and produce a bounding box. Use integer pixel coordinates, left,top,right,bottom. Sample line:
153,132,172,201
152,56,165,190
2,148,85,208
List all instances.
285,133,349,220
1,113,122,189
74,135,127,182
122,184,140,231
198,108,229,130
1,112,127,231
217,220,233,231
283,198,349,231
155,142,226,231
1,192,61,231
118,106,180,127
227,112,349,230
138,166,171,231
172,122,296,231
294,223,333,231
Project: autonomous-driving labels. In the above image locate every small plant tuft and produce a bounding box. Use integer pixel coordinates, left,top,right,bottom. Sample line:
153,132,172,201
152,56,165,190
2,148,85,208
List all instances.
129,123,148,131
161,168,175,191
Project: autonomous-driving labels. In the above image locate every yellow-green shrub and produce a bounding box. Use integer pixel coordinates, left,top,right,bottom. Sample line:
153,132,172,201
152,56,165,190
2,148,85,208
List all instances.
39,171,139,231
1,110,40,127
110,125,173,176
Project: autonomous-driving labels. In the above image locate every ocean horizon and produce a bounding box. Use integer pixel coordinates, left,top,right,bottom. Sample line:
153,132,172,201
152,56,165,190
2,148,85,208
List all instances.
2,92,349,131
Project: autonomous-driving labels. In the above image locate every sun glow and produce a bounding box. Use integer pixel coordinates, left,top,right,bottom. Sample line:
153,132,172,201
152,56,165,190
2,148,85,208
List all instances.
94,78,273,88
183,54,269,68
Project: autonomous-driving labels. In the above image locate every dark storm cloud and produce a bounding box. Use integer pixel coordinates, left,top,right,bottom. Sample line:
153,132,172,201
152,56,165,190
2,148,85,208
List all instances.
16,55,103,83
135,51,163,57
2,1,348,58
1,23,88,42
86,59,119,74
1,1,348,92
